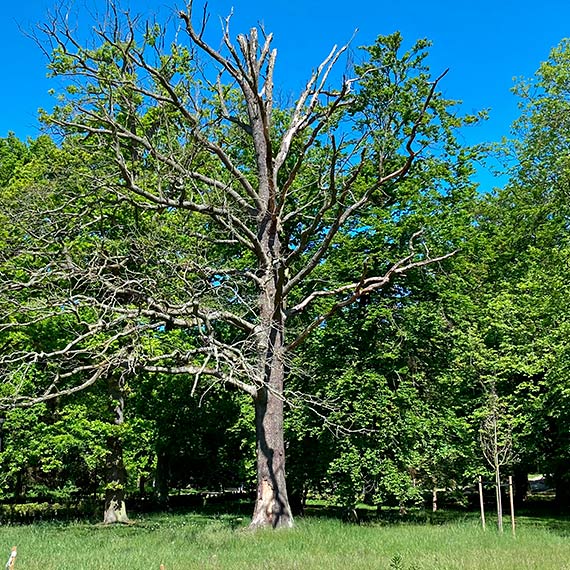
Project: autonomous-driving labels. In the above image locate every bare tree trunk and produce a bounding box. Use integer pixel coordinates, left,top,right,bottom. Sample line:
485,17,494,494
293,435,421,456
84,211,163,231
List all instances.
250,313,293,527
103,375,129,524
495,463,503,533
251,386,293,528
103,440,129,524
250,256,293,528
153,452,171,509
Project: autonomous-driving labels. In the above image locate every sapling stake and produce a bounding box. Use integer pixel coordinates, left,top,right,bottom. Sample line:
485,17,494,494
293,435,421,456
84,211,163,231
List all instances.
5,546,16,570
478,475,486,531
509,475,516,537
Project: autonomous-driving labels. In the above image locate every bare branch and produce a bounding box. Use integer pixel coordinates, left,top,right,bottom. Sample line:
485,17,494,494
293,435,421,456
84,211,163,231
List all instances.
286,246,457,351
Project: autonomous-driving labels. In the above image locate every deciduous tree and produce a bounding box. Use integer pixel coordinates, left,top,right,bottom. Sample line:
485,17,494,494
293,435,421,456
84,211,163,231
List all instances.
0,3,477,527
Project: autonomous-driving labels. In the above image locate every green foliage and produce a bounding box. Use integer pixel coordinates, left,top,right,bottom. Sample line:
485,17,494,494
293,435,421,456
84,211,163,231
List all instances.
11,5,570,522
133,374,253,492
0,403,108,502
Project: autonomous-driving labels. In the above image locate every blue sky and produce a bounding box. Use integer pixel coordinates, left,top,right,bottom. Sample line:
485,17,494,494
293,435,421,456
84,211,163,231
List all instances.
2,0,570,190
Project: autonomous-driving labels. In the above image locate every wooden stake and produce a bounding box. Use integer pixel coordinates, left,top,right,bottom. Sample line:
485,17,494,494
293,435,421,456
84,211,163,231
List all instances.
6,546,16,570
509,475,516,537
478,476,486,530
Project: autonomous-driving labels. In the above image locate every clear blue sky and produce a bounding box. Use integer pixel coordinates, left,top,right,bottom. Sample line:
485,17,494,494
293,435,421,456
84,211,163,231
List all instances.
2,0,570,190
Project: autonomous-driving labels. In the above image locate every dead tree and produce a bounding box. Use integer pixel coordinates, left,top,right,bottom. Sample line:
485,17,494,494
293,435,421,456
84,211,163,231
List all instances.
0,2,474,528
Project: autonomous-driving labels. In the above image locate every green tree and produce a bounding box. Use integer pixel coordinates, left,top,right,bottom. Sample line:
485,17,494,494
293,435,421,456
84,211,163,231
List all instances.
410,38,570,509
0,134,148,522
494,38,570,506
287,250,479,513
133,372,253,504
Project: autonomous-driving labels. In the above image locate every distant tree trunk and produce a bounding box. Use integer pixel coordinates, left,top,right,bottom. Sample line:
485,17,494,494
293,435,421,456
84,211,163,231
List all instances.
103,436,129,524
154,452,171,508
554,468,570,511
138,475,145,495
103,375,129,524
289,484,308,516
513,469,529,507
14,471,22,503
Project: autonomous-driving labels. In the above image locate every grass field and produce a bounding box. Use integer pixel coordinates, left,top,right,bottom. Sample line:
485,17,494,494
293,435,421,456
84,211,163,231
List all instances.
1,510,570,570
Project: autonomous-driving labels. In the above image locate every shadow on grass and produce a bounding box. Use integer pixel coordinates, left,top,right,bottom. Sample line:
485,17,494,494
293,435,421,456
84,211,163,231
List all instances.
5,492,570,539
509,500,570,538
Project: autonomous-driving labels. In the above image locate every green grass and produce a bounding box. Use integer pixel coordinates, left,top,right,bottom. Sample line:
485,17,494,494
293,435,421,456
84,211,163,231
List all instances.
2,511,570,569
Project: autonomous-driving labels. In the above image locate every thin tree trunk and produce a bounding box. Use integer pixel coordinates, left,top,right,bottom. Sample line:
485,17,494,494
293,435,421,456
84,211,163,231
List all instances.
14,472,22,503
495,463,503,533
554,467,570,511
103,375,129,524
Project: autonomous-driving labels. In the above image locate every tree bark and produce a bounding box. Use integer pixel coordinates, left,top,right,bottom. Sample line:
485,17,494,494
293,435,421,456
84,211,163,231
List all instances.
250,240,293,528
251,385,293,528
154,452,171,508
103,375,129,524
103,434,129,524
554,468,570,511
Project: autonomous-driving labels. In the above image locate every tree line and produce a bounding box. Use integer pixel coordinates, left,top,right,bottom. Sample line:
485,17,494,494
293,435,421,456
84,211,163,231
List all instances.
1,2,569,528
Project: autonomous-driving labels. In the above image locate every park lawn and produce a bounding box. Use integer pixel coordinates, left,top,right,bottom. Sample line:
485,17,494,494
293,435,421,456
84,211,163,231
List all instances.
1,511,570,570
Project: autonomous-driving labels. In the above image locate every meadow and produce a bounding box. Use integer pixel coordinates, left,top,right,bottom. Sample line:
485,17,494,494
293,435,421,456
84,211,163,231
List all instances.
1,509,570,570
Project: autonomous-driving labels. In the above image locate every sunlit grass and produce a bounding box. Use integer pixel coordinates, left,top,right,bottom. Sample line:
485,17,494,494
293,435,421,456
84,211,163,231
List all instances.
1,510,570,569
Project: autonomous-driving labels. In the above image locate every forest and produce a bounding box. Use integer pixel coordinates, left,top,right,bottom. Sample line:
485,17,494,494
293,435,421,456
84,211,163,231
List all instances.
1,1,570,533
